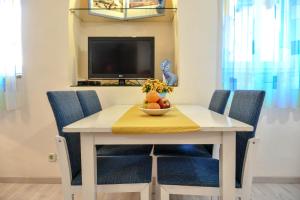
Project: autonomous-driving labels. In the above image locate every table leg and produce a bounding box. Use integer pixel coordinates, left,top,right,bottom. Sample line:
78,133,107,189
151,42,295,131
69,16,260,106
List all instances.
152,155,158,199
220,132,236,200
81,133,97,200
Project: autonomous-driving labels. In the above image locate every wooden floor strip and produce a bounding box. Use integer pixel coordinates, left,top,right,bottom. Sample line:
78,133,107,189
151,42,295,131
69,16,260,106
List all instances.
0,183,299,200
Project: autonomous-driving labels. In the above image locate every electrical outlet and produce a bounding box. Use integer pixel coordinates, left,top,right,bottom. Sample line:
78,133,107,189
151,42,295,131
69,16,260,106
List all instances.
48,153,57,162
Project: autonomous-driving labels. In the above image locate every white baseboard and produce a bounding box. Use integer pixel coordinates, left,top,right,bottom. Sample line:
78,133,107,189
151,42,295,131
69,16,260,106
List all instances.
253,177,300,184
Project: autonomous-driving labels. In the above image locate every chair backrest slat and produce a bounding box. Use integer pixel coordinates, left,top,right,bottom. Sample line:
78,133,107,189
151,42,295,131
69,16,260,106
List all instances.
208,90,231,114
47,91,84,179
228,90,265,185
77,90,102,117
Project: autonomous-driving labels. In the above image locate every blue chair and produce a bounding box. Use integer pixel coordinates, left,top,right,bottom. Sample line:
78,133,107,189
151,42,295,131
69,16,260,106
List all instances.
157,90,265,200
76,90,153,156
153,90,231,157
76,90,102,116
209,90,231,114
47,91,152,200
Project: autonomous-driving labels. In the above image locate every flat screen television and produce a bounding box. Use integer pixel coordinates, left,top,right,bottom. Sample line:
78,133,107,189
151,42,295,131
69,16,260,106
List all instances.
88,37,155,80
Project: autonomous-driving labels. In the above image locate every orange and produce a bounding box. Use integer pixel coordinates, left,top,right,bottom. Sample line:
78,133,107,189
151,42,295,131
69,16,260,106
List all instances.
147,103,161,109
146,90,160,103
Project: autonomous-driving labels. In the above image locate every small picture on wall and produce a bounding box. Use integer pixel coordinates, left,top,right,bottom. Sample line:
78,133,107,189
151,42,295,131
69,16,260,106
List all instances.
91,0,124,12
129,0,160,8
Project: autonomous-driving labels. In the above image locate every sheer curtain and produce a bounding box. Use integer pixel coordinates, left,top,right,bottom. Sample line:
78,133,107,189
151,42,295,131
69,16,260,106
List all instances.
222,0,300,108
0,0,22,111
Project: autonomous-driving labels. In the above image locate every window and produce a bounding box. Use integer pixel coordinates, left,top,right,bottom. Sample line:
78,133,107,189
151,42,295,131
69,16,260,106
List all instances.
0,0,22,110
222,0,300,108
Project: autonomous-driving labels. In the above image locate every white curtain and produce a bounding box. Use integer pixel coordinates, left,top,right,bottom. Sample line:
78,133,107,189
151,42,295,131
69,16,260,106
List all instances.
0,0,22,111
222,0,300,108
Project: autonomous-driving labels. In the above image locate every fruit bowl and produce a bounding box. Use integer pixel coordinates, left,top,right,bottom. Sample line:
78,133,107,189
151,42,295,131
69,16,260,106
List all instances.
139,107,173,116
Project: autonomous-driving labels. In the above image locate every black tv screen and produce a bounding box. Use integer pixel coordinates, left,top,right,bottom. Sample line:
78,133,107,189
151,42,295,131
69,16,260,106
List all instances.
88,37,155,79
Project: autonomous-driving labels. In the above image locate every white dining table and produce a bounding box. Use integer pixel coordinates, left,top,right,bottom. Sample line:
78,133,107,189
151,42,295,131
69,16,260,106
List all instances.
63,105,253,200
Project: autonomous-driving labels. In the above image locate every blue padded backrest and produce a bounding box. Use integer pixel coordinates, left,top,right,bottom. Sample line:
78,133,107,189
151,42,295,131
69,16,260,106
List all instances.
47,91,84,179
208,90,231,114
229,90,265,185
76,90,102,117
205,90,231,154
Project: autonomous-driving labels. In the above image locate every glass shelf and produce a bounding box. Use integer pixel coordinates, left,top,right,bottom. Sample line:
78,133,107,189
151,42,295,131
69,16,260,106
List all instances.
69,7,177,22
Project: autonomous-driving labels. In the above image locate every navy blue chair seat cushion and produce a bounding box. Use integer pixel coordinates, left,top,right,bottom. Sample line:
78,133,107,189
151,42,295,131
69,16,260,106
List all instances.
97,145,153,156
153,145,212,157
72,156,152,185
157,157,241,188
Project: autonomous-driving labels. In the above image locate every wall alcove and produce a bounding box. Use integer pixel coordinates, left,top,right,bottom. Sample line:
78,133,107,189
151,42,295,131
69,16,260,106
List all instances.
68,0,179,86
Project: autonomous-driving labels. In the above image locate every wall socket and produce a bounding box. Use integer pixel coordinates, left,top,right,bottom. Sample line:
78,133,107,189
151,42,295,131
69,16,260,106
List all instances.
48,153,57,162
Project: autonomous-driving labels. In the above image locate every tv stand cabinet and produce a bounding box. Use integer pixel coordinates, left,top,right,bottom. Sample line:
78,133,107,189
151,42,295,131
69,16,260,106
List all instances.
73,79,143,87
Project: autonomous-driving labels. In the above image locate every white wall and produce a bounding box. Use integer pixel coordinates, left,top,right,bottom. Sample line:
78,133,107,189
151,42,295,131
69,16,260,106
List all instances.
0,0,71,178
255,108,300,177
0,0,299,179
69,0,81,84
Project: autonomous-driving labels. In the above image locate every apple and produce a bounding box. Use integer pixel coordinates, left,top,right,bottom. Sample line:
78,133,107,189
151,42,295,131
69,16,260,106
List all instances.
158,98,171,109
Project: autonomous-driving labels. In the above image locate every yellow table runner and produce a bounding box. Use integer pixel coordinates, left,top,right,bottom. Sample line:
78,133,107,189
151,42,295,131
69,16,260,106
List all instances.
112,105,200,134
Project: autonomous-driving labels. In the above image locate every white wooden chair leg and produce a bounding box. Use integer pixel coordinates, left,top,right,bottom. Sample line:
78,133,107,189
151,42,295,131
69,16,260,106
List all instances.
160,187,170,200
149,182,153,195
154,184,160,200
62,189,73,200
56,137,74,200
141,184,150,200
241,192,251,200
150,186,154,200
211,196,219,200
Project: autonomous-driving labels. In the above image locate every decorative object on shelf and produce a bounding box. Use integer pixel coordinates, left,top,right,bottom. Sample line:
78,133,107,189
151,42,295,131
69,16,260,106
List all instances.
93,0,123,9
141,80,173,115
158,92,166,98
89,0,167,20
156,0,165,14
160,59,177,86
130,0,160,8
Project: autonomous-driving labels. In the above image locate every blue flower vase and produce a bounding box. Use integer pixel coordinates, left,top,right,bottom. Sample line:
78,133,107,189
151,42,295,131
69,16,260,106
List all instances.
159,92,167,98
